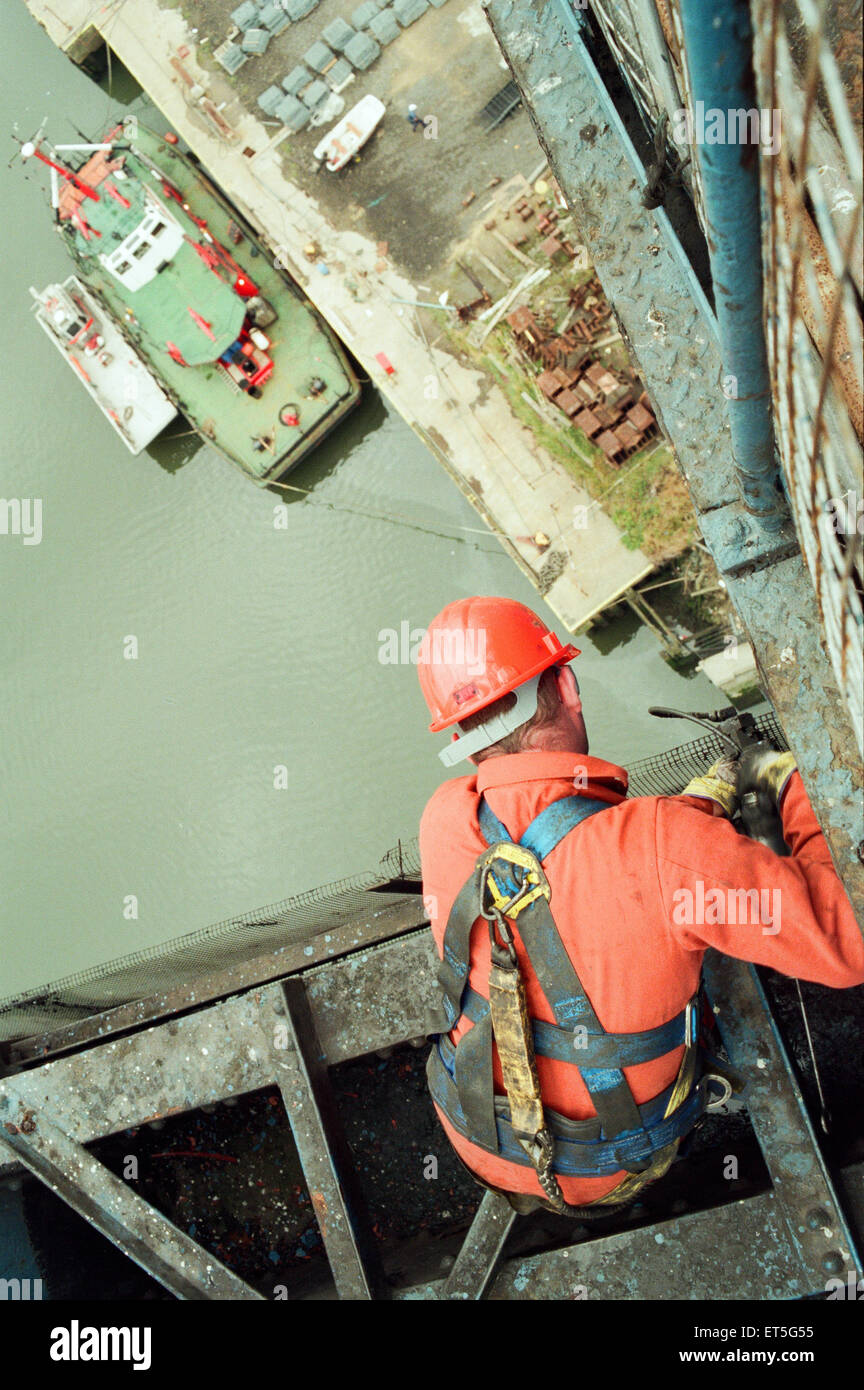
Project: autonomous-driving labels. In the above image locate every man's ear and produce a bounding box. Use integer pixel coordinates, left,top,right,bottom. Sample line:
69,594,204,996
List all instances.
556,665,582,713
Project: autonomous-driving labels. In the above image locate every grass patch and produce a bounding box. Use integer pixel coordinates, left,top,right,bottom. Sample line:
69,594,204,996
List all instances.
452,325,695,561
606,445,697,559
444,225,700,562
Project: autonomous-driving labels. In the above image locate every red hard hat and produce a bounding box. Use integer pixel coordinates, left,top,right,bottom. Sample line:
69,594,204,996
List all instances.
417,596,580,732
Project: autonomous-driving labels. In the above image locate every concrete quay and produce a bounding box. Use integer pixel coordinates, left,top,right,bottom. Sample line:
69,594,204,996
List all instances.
23,0,655,629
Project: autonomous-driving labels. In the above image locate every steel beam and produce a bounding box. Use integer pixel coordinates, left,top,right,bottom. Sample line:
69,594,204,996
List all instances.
304,931,437,1062
0,1082,262,1300
2,911,859,1300
703,953,860,1289
486,1193,795,1299
405,1169,862,1300
734,559,863,915
3,893,427,1068
439,1190,518,1300
404,1188,799,1299
266,980,388,1300
0,936,440,1182
0,991,277,1180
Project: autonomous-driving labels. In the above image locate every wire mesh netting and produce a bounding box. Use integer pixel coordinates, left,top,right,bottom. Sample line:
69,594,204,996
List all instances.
626,710,787,793
0,714,785,1045
752,0,863,758
0,871,420,1046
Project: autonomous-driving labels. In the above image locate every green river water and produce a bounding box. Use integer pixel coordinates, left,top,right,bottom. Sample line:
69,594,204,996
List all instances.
0,2,718,999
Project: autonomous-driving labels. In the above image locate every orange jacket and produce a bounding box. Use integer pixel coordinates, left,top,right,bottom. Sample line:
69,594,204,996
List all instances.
419,750,864,1204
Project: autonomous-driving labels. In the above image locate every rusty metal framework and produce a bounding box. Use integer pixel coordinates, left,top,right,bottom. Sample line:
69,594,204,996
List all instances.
1,897,861,1299
0,714,858,1301
2,0,861,1305
591,1,863,752
753,0,864,757
0,703,855,1301
597,0,864,755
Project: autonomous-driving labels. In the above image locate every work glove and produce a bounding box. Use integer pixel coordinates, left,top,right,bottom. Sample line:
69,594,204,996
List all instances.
737,745,798,810
682,756,739,817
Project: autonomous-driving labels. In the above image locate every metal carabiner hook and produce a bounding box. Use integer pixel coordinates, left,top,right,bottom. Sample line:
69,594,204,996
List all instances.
704,1074,734,1111
485,904,517,966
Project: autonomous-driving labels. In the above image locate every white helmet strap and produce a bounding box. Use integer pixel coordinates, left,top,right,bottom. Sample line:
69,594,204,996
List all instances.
438,674,543,767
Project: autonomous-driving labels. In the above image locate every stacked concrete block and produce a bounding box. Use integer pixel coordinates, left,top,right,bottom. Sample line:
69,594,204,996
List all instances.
283,64,312,93
343,31,381,69
304,40,335,71
393,0,429,24
303,78,330,110
258,83,287,114
322,18,357,51
241,27,272,54
259,1,292,34
327,57,355,90
284,0,318,19
216,41,248,74
231,1,261,30
369,8,400,43
352,1,381,28
275,93,311,129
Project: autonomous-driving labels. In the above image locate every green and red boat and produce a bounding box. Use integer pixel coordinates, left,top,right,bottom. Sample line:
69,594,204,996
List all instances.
24,123,360,484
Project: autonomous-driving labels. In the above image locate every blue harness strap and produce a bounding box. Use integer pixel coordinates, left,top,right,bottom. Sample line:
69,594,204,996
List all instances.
480,793,611,860
429,790,704,1179
478,795,610,901
458,985,691,1067
429,1036,707,1176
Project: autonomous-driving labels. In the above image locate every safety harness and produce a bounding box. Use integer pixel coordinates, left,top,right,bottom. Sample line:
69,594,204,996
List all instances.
427,793,736,1217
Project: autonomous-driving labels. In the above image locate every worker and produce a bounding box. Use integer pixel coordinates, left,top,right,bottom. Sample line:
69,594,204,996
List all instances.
407,103,429,133
417,595,864,1215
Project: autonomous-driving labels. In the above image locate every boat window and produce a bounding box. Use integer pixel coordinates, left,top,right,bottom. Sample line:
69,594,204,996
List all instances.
132,242,150,260
115,260,132,275
151,221,166,238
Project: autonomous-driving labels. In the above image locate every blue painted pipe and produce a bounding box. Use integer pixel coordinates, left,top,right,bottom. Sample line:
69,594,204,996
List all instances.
679,0,782,527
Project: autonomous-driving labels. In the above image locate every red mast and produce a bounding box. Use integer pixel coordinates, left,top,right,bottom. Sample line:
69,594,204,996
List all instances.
21,141,100,202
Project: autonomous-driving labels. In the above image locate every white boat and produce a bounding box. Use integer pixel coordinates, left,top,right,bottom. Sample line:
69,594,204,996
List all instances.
29,276,177,454
313,95,386,172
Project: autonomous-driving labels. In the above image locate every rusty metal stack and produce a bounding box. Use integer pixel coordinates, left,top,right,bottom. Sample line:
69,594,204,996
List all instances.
506,292,659,465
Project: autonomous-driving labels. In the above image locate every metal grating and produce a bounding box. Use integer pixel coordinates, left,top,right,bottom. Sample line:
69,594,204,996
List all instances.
481,79,522,132
0,869,418,1044
751,0,864,757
